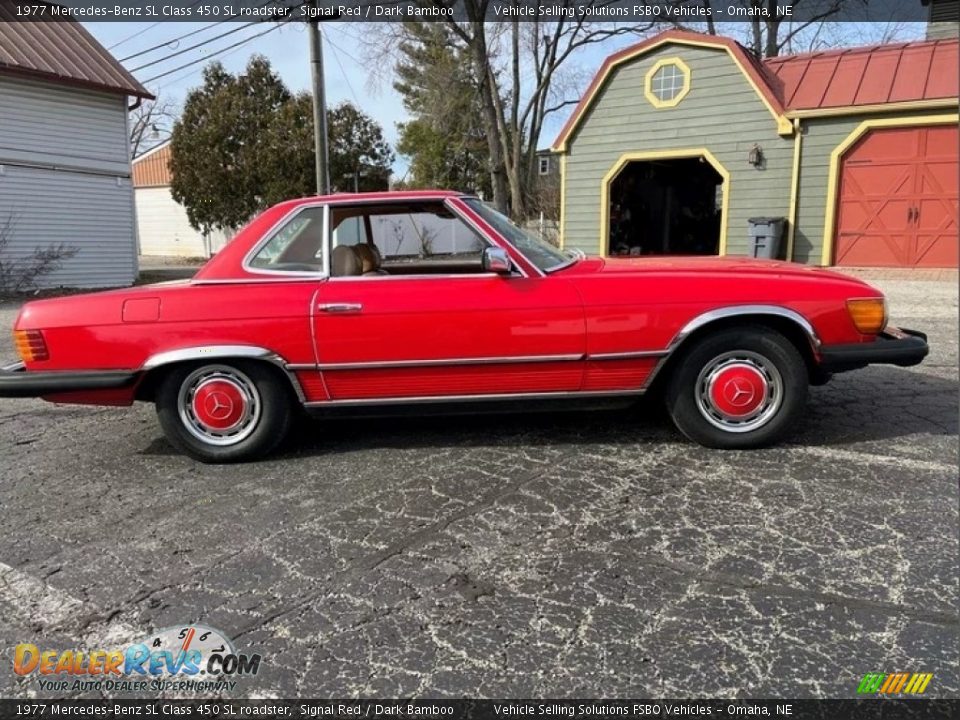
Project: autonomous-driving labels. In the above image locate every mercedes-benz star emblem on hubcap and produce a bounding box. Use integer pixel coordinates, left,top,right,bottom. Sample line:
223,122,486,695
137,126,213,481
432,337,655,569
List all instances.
205,391,234,419
723,378,756,407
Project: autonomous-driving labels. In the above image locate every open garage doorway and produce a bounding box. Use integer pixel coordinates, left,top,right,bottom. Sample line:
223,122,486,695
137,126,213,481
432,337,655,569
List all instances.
606,154,726,256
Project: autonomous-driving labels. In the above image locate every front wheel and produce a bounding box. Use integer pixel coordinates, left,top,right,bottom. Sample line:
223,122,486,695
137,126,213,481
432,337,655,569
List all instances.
664,326,808,449
156,361,292,463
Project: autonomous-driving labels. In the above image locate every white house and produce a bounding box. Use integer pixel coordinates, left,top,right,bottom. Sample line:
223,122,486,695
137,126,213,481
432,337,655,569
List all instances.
132,140,231,258
0,0,153,288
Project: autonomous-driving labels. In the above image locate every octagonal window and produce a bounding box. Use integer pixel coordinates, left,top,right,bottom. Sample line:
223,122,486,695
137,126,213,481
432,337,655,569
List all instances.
645,59,691,108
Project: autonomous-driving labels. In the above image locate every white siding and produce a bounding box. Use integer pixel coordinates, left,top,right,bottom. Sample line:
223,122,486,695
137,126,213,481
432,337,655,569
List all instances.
135,186,231,258
0,75,138,288
0,164,137,288
0,76,129,175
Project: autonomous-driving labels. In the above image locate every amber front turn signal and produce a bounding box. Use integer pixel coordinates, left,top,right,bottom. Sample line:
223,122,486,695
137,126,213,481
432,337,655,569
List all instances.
846,298,887,335
13,329,49,362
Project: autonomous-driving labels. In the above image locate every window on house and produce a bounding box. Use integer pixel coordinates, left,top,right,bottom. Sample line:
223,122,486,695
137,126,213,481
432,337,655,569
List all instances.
538,157,550,175
645,59,691,108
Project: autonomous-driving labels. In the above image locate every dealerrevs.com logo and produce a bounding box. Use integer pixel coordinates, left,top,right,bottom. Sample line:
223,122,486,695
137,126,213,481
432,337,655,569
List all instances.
857,672,933,695
13,624,261,693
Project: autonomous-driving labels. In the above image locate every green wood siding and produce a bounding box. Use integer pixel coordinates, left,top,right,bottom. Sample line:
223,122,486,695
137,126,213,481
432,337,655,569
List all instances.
562,44,794,257
792,109,956,264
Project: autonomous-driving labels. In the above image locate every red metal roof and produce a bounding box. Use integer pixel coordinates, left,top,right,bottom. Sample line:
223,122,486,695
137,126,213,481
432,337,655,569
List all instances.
0,1,152,99
132,141,173,187
764,38,959,112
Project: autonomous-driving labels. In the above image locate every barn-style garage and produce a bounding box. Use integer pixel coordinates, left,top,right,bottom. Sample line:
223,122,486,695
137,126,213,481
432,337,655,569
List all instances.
553,30,959,268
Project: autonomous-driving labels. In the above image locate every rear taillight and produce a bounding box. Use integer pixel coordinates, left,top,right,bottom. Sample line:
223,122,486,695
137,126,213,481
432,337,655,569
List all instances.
14,329,49,362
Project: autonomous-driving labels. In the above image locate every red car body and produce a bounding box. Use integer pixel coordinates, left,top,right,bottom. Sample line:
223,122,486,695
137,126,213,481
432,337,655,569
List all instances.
2,191,928,462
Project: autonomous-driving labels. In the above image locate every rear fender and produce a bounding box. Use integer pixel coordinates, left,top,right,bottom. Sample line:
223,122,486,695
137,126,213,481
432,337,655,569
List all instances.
137,345,306,402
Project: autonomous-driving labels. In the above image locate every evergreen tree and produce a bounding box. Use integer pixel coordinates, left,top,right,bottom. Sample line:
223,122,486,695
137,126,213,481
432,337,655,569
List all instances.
393,22,491,197
171,57,394,233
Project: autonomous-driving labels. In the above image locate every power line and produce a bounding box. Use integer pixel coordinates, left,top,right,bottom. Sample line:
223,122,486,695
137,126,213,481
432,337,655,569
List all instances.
153,32,274,92
321,26,361,64
321,27,359,104
130,21,262,72
108,22,162,51
141,19,295,85
116,0,212,60
120,22,224,63
149,6,310,92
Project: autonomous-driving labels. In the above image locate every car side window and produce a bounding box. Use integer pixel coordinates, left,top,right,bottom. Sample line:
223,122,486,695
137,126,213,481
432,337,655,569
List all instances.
329,202,489,277
331,215,367,248
248,206,325,272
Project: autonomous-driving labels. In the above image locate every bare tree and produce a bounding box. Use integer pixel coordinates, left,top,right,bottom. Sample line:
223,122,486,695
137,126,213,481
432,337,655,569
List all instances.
0,213,78,292
364,2,655,218
361,1,920,217
779,19,921,55
667,0,875,57
129,96,178,157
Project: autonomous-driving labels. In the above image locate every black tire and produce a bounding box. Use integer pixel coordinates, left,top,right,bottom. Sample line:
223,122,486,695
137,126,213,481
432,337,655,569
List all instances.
664,326,808,449
155,360,293,463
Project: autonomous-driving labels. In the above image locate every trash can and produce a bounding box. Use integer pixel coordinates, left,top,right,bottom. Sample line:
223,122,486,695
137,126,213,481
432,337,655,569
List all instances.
747,217,785,259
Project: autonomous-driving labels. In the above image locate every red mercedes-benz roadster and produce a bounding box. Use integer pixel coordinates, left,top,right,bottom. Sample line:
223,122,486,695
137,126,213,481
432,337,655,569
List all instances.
2,191,928,462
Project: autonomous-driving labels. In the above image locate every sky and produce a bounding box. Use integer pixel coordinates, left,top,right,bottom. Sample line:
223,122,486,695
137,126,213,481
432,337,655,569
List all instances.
83,19,927,178
84,20,643,178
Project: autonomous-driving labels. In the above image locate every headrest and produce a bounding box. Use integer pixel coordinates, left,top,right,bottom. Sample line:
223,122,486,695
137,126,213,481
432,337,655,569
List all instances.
354,244,381,273
331,245,361,277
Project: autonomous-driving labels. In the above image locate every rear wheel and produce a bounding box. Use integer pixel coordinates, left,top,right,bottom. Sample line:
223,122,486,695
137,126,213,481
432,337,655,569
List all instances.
156,361,292,463
664,327,808,449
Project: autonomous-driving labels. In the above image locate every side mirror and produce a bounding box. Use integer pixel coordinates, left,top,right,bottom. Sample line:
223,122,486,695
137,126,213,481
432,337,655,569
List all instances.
482,247,512,275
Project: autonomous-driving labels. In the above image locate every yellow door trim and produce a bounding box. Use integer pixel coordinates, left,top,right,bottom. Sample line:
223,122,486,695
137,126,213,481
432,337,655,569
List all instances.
786,118,803,261
819,113,960,267
600,149,731,257
559,153,567,250
553,36,792,152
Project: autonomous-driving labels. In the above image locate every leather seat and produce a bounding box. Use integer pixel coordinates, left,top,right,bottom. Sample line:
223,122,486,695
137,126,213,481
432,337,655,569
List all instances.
331,245,361,277
355,244,387,275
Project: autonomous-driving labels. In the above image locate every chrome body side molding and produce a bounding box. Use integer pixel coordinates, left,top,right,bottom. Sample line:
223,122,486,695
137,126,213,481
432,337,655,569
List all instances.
303,388,645,408
286,350,672,372
587,350,669,361
294,353,585,372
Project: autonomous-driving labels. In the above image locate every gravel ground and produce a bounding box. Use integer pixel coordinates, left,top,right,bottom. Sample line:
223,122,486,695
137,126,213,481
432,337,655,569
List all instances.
0,271,956,699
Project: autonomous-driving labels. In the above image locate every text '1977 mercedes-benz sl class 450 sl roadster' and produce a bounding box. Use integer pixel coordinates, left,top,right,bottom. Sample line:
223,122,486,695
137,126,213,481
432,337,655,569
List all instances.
1,191,929,462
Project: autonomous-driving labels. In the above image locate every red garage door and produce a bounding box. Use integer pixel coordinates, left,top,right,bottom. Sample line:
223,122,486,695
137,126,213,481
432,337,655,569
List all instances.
835,125,959,267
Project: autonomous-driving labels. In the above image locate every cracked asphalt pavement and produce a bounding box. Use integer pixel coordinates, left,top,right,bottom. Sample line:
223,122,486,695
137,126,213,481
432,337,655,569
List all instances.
0,272,957,699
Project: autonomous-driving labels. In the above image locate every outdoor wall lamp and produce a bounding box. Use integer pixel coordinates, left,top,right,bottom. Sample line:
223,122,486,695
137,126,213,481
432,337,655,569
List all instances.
748,143,764,167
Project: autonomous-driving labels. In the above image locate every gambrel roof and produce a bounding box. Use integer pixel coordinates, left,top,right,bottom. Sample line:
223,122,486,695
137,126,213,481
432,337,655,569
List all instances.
553,30,959,151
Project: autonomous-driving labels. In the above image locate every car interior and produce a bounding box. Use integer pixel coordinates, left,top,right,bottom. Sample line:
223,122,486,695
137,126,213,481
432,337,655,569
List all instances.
330,202,489,277
248,202,491,276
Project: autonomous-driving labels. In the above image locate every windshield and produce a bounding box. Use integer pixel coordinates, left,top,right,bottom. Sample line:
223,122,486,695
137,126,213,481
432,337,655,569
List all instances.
462,198,571,273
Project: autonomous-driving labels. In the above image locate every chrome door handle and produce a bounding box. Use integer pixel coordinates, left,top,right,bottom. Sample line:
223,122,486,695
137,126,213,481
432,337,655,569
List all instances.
317,303,363,313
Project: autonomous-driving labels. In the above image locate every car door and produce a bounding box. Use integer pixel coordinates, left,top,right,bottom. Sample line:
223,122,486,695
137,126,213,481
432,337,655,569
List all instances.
311,201,586,401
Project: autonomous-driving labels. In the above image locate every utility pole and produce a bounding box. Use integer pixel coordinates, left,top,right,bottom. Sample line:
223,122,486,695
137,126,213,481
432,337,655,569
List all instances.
308,7,330,195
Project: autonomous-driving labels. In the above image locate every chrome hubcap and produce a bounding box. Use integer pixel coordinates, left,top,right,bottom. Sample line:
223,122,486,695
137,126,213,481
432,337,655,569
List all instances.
695,351,782,433
178,366,260,446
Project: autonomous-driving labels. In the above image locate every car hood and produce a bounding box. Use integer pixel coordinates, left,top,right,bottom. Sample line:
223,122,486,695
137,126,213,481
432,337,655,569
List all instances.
565,256,865,284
